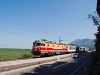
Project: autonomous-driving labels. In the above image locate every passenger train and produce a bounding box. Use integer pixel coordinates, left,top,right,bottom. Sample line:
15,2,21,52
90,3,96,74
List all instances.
31,40,90,57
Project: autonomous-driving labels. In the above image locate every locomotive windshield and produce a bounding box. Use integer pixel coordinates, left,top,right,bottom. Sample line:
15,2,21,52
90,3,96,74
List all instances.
33,43,45,47
33,43,41,47
36,43,41,46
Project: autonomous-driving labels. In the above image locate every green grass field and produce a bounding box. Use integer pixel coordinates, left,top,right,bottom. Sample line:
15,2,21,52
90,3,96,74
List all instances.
0,48,33,61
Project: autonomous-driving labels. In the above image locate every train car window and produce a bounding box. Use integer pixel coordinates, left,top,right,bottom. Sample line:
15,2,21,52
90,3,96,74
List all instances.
43,44,45,46
73,48,74,49
70,47,72,50
69,47,76,50
47,44,49,46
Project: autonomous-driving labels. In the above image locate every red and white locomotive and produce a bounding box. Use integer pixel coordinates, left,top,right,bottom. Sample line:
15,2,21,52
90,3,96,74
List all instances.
31,40,68,57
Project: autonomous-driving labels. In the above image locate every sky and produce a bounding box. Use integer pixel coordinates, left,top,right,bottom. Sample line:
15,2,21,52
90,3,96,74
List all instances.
0,0,97,49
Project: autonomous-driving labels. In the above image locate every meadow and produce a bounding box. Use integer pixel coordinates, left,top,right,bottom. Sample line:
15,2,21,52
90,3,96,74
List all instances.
0,48,33,61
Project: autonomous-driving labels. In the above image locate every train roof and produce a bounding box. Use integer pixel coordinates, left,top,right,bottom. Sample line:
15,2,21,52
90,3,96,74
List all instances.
67,44,79,47
33,40,67,45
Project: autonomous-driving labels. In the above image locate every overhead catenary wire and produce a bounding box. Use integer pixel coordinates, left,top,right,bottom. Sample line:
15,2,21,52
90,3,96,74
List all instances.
0,19,44,40
0,18,37,35
0,24,36,35
0,18,34,30
0,29,35,38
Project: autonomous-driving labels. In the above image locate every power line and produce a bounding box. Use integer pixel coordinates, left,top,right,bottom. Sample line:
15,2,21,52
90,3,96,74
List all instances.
0,18,36,35
0,29,35,38
0,24,35,35
0,18,31,29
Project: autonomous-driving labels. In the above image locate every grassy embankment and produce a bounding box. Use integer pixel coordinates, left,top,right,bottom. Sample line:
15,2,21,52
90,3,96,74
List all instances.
0,48,33,61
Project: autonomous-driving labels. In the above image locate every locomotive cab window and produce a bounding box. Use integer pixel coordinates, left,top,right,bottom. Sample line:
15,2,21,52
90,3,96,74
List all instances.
33,43,36,47
36,43,41,46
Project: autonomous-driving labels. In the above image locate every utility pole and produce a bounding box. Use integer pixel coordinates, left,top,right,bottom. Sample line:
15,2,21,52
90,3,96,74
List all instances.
59,37,63,44
59,37,60,44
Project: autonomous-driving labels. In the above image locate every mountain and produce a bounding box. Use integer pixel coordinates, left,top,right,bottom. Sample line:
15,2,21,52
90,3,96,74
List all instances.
69,38,95,49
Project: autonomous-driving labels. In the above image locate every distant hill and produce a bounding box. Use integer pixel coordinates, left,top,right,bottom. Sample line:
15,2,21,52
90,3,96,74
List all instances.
69,38,95,49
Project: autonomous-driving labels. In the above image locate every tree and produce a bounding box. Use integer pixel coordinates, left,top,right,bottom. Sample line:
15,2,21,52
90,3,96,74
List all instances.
86,1,100,74
97,0,100,16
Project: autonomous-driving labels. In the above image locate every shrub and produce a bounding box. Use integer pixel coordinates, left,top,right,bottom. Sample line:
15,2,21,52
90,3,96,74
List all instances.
22,52,32,58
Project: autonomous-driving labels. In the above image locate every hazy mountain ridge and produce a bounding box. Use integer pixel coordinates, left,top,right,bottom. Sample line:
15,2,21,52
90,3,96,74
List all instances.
69,38,95,49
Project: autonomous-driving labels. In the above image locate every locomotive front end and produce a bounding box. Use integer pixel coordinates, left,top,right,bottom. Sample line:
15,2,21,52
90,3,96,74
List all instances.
31,41,42,57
